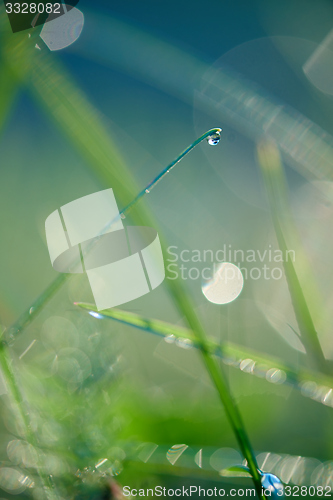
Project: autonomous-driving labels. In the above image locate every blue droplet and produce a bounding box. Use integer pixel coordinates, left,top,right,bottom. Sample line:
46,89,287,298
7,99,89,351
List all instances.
261,472,284,499
207,130,221,146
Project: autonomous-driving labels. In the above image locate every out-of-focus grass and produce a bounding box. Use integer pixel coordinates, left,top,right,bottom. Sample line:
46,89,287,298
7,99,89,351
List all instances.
257,140,329,375
1,4,333,499
0,327,59,500
0,60,18,133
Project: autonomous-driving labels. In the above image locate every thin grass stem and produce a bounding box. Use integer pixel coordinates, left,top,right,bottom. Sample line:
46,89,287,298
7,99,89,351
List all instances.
75,303,333,410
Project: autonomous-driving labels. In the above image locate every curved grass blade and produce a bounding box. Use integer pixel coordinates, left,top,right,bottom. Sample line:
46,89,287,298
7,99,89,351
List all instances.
72,11,333,188
5,128,220,340
75,302,333,409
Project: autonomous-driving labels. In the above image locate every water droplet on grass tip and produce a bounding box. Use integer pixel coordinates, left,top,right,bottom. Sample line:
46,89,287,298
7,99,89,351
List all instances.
207,130,221,146
145,189,150,194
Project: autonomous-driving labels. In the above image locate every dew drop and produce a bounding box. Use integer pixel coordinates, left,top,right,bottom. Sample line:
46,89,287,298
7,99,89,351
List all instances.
164,334,175,344
176,338,193,349
300,380,317,398
207,130,221,146
166,444,188,465
120,213,126,219
260,472,284,499
223,356,237,366
145,189,150,194
110,459,123,476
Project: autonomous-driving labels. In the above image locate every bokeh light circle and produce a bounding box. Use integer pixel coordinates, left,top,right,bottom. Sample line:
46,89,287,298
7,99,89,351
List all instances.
202,262,244,304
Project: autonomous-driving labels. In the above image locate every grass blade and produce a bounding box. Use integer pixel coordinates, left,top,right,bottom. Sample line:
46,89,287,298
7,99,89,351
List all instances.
75,302,333,408
257,140,328,374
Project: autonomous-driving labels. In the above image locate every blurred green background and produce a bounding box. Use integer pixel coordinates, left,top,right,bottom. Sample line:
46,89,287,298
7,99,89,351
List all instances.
1,0,333,498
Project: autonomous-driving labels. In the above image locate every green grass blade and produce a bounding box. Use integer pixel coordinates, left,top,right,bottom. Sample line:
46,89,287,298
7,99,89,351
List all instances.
0,60,19,133
0,12,20,136
257,140,328,374
75,302,333,407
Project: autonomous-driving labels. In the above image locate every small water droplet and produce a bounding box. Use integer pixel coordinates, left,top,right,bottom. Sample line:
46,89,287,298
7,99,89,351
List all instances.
35,43,41,50
254,364,269,378
266,368,286,385
120,213,126,219
223,356,237,366
207,130,221,146
195,449,203,468
300,380,317,398
176,338,193,349
145,189,150,194
110,459,123,476
167,169,170,173
164,334,175,344
260,472,284,499
29,307,34,315
166,444,188,465
4,328,18,346
239,358,255,373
